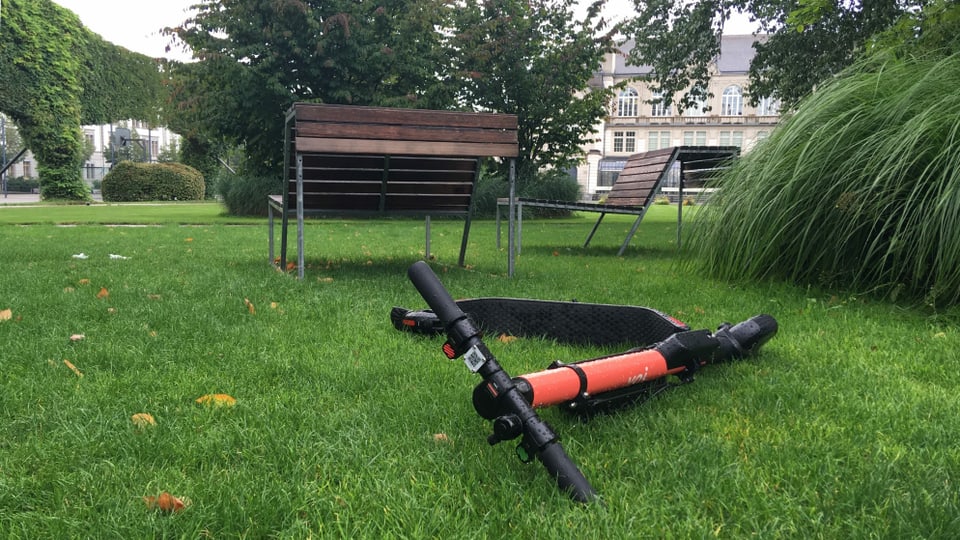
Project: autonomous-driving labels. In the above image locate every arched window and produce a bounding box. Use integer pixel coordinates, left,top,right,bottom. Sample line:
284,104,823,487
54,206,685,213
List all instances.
650,91,672,117
721,86,743,116
617,88,638,117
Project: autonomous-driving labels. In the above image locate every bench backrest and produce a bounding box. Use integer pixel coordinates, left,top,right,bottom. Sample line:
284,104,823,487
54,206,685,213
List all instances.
285,103,518,215
605,146,739,207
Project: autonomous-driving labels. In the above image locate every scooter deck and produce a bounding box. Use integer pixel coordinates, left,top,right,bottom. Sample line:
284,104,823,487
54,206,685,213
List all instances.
454,297,689,348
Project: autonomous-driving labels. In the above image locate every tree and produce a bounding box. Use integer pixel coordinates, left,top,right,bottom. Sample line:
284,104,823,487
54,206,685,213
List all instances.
0,0,165,200
448,0,618,186
622,0,932,112
164,0,456,177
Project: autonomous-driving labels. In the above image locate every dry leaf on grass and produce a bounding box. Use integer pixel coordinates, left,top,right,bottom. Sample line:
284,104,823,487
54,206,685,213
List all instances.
96,287,109,299
0,308,11,322
195,393,237,407
131,413,156,428
63,359,83,378
144,491,187,513
243,298,255,314
498,334,518,344
70,334,85,342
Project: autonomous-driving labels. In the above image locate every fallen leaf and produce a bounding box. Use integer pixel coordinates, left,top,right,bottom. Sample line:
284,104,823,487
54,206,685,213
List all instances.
285,262,296,272
185,237,194,242
243,298,255,315
270,302,279,309
144,491,187,513
196,393,237,407
78,278,90,285
96,287,109,299
107,307,117,314
433,433,451,443
63,359,83,378
0,308,11,322
318,277,334,283
64,287,76,293
131,413,156,428
70,334,85,342
498,334,518,344
552,251,560,257
147,294,162,300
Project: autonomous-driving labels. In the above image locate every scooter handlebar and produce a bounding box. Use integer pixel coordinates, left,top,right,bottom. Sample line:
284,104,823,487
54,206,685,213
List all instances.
407,261,467,328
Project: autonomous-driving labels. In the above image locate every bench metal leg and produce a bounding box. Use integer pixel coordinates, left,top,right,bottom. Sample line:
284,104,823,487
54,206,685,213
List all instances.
268,203,275,265
458,213,473,267
507,160,516,277
425,215,431,261
617,209,650,256
296,154,305,280
496,203,501,250
584,213,607,247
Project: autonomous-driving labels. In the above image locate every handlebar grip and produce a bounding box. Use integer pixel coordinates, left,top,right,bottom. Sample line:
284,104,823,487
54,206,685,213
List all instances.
538,442,598,503
407,261,466,326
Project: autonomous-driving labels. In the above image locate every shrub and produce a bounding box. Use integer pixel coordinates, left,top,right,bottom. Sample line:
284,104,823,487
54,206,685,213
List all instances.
101,161,204,201
520,169,581,217
3,177,40,193
216,169,282,217
471,171,509,218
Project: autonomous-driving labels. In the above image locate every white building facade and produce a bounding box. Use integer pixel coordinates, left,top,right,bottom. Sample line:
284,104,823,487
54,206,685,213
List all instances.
2,117,180,185
575,35,780,199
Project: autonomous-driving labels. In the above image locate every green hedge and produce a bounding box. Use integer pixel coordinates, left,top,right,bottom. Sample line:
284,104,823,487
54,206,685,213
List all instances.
216,169,282,217
101,161,204,202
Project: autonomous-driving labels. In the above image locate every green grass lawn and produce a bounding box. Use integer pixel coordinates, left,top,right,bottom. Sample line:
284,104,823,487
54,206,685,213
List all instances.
1,203,958,537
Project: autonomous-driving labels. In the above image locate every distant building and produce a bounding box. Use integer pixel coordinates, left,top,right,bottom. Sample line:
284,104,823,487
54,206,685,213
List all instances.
2,118,180,186
575,35,780,199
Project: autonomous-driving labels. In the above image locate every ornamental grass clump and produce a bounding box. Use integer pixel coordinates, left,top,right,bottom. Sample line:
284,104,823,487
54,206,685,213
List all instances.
688,52,960,306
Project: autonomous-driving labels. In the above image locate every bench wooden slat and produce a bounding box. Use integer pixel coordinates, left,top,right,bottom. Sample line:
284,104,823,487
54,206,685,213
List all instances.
294,137,518,158
293,103,518,130
296,122,518,145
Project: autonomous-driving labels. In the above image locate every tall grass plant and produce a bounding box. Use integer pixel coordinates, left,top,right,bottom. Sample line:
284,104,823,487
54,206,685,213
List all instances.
688,52,960,306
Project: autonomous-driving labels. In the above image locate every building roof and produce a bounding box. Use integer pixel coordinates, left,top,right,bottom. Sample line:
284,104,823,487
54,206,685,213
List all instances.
610,34,764,76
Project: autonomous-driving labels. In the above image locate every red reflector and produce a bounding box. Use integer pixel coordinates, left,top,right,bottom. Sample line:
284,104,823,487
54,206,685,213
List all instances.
402,319,416,327
442,343,456,359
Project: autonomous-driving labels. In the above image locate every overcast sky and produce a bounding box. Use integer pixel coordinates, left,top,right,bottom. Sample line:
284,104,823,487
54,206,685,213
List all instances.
51,0,757,63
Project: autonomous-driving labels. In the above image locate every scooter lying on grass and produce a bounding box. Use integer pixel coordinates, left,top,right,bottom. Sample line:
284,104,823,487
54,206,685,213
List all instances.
401,261,778,503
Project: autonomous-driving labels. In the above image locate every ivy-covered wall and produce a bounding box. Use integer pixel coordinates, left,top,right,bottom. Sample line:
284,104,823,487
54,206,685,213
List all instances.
0,0,166,200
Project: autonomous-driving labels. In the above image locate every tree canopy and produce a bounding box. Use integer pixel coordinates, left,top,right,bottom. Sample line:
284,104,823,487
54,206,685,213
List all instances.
448,0,617,184
622,0,942,112
0,0,166,200
165,0,615,183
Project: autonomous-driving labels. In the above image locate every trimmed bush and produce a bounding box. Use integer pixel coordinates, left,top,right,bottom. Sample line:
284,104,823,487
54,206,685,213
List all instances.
101,161,205,201
216,169,282,217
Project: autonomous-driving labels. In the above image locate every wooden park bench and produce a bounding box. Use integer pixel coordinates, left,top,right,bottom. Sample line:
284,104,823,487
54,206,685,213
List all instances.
497,146,738,274
268,103,518,278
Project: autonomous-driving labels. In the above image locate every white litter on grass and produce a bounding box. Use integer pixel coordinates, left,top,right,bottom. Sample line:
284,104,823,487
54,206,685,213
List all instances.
72,253,89,260
109,254,130,260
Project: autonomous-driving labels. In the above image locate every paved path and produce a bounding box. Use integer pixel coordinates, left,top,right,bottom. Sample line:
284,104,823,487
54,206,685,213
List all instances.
0,193,103,205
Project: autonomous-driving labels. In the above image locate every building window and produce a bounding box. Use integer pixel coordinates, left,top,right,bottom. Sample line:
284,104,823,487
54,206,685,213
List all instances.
648,131,671,150
719,130,744,147
597,159,627,187
613,131,636,153
650,91,672,117
617,88,638,117
683,131,707,146
721,86,743,116
757,96,779,116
